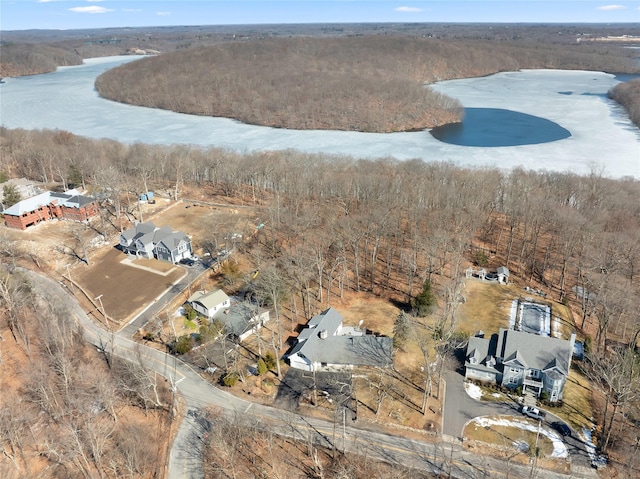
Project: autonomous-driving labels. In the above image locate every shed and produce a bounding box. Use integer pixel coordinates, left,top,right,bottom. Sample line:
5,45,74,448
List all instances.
497,266,510,284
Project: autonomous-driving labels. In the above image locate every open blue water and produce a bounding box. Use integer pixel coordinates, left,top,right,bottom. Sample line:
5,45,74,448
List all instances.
430,108,571,147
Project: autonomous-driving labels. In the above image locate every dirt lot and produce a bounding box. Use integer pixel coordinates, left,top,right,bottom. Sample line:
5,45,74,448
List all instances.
2,193,264,324
72,247,186,325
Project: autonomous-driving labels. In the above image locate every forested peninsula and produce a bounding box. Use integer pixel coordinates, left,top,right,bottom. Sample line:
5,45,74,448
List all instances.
0,44,83,77
609,79,640,127
95,37,638,133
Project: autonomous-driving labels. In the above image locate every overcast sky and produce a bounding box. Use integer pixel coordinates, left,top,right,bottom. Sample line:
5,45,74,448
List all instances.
2,1,639,31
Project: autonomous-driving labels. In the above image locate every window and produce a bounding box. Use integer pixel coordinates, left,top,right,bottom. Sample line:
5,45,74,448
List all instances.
509,376,518,384
510,367,520,373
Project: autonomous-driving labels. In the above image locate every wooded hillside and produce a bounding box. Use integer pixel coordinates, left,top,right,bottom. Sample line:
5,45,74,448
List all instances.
609,79,640,127
0,44,82,78
0,269,172,479
95,36,638,132
1,127,639,476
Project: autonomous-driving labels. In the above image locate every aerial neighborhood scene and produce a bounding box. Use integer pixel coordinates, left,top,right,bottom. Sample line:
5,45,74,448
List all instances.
1,1,640,479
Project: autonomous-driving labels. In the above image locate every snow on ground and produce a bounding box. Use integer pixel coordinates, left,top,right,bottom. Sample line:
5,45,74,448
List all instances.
1,59,638,178
465,382,483,400
580,428,598,462
471,416,568,458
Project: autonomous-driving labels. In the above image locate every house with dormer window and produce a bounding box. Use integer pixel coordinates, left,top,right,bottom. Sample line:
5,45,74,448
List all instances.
287,308,393,372
465,328,576,401
119,221,192,264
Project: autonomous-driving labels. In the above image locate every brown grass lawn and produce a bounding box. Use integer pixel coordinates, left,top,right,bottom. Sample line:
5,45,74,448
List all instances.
151,198,261,256
463,417,571,475
556,364,594,431
458,279,577,341
457,280,516,335
337,296,397,335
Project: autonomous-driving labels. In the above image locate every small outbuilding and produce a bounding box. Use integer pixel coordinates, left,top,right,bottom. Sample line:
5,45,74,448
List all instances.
497,266,510,284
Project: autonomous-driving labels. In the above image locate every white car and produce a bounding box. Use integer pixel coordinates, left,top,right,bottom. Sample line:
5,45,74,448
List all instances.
521,405,546,421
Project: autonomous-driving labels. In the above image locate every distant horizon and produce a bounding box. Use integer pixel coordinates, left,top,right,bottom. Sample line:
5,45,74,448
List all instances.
2,1,640,32
5,20,640,34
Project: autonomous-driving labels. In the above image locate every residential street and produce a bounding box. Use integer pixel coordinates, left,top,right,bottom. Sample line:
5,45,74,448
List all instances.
26,269,599,479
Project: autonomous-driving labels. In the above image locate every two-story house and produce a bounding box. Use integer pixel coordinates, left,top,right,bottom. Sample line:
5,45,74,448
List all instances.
119,221,192,264
465,328,576,402
2,189,98,230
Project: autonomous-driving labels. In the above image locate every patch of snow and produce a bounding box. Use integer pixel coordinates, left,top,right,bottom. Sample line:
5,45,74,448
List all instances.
465,382,483,400
491,393,502,398
472,416,568,458
174,306,185,317
580,428,598,462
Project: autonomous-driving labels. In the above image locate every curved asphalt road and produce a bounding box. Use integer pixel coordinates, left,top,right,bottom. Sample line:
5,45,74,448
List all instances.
27,269,597,479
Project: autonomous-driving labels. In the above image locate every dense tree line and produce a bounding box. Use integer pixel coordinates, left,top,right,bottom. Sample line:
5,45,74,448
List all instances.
4,23,637,78
95,36,638,132
609,79,640,128
1,126,639,464
0,43,82,78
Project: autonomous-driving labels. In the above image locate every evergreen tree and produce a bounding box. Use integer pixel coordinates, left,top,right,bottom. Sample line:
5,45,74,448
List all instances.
256,357,267,375
412,279,435,317
68,164,83,189
2,183,22,208
393,311,411,349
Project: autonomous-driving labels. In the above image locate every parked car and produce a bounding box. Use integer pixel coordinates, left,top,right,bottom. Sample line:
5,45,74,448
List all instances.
179,258,195,267
551,421,572,437
521,405,546,421
551,421,571,436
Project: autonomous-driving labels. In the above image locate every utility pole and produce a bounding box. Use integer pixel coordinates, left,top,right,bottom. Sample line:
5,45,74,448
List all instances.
95,294,110,330
529,419,541,479
342,405,346,454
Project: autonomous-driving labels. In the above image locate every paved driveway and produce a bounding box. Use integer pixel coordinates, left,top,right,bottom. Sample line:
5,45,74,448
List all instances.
443,369,520,439
443,368,596,472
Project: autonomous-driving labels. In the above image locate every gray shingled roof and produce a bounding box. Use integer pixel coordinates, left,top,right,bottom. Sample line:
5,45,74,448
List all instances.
497,328,571,374
290,308,393,368
497,266,510,276
122,221,157,243
157,230,190,250
465,335,500,374
211,301,264,338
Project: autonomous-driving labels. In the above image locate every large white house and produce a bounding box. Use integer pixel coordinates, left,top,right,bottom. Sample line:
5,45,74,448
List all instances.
287,308,393,372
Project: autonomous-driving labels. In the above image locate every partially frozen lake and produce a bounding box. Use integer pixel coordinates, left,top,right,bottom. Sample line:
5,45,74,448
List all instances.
1,56,638,178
